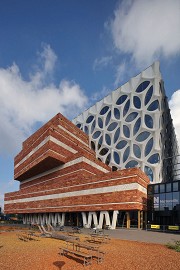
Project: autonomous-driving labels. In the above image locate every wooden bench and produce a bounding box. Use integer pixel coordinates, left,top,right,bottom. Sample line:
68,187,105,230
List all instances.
60,248,92,266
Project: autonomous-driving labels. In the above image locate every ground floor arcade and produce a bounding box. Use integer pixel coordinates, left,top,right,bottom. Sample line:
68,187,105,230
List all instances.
22,210,146,229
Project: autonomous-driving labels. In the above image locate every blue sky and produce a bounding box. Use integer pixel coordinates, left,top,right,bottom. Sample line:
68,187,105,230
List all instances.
0,0,180,209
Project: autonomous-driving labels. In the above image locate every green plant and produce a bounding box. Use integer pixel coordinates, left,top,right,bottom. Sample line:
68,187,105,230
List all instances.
166,241,180,252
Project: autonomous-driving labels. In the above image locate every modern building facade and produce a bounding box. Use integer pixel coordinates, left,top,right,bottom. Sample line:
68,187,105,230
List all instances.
4,62,179,228
4,113,149,229
73,62,179,184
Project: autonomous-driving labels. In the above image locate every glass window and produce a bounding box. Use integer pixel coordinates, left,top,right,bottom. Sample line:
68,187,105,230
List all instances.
116,95,128,105
123,100,130,117
166,183,171,192
98,117,103,128
145,138,153,157
91,141,95,151
97,136,103,150
116,140,127,149
114,152,120,164
173,192,179,207
136,131,150,142
173,182,179,191
86,115,94,124
107,122,118,131
133,118,141,135
105,134,111,145
76,123,81,128
114,108,120,119
92,131,101,139
99,148,109,156
114,128,120,143
133,144,141,158
125,112,138,122
154,185,159,193
145,86,153,105
159,193,166,210
84,126,89,135
91,120,96,133
148,185,153,195
147,100,159,111
147,153,160,164
125,160,138,168
100,106,109,115
144,166,153,182
123,146,130,162
133,96,141,109
136,81,150,93
165,193,173,210
160,184,165,193
105,154,111,165
123,125,130,138
145,115,153,129
105,111,111,126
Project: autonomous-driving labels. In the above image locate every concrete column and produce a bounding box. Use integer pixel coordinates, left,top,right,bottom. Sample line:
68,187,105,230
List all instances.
140,211,144,229
126,212,130,229
138,210,141,229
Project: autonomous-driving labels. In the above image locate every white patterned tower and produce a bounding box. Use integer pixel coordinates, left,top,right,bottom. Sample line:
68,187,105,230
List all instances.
73,62,179,183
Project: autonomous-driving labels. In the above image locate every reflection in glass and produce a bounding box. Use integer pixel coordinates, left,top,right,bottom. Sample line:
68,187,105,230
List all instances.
133,96,141,109
148,153,160,164
133,144,141,158
98,117,103,128
114,108,120,119
145,115,153,128
147,100,159,111
145,86,153,105
125,160,138,168
105,111,111,126
136,81,150,93
91,120,96,133
123,100,130,116
100,106,109,115
144,166,153,182
116,95,127,105
136,131,150,142
144,138,153,156
123,146,130,162
92,131,101,139
86,115,94,124
114,151,120,164
133,118,141,135
125,112,138,122
107,122,118,131
123,125,130,138
116,140,127,149
114,128,120,143
105,134,111,145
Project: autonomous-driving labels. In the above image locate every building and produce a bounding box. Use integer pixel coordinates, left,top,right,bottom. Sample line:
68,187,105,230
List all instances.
73,62,179,184
4,113,149,229
4,62,179,228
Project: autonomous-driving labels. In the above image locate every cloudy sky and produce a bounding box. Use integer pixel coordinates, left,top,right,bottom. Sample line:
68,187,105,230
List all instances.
0,0,180,209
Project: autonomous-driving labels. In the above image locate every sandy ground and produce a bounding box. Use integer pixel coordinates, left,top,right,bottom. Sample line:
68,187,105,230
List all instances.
0,228,180,270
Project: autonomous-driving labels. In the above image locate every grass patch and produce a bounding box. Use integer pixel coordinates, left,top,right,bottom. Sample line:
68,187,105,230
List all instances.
166,241,180,252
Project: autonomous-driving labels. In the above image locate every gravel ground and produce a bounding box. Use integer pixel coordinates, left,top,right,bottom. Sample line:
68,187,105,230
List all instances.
0,229,180,270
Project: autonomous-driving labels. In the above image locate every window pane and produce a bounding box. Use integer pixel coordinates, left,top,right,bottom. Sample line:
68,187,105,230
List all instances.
133,96,141,109
165,193,173,210
166,183,171,192
136,81,150,93
154,185,159,193
100,106,109,115
116,95,128,105
173,192,179,207
107,122,118,131
173,182,179,191
159,193,165,210
145,86,153,105
160,184,165,193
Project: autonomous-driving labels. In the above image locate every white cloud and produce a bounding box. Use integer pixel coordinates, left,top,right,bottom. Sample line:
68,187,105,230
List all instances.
169,89,180,149
93,56,112,70
110,0,180,66
0,44,88,155
114,62,127,87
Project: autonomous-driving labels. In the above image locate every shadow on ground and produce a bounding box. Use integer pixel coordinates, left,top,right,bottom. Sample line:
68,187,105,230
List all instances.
53,261,65,269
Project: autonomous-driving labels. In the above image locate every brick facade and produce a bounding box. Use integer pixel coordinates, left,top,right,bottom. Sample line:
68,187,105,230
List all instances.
4,113,149,228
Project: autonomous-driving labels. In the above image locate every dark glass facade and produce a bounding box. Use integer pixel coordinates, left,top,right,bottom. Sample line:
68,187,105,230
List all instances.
147,181,180,225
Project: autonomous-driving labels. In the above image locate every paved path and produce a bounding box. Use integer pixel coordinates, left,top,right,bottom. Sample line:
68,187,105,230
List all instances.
81,228,180,244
